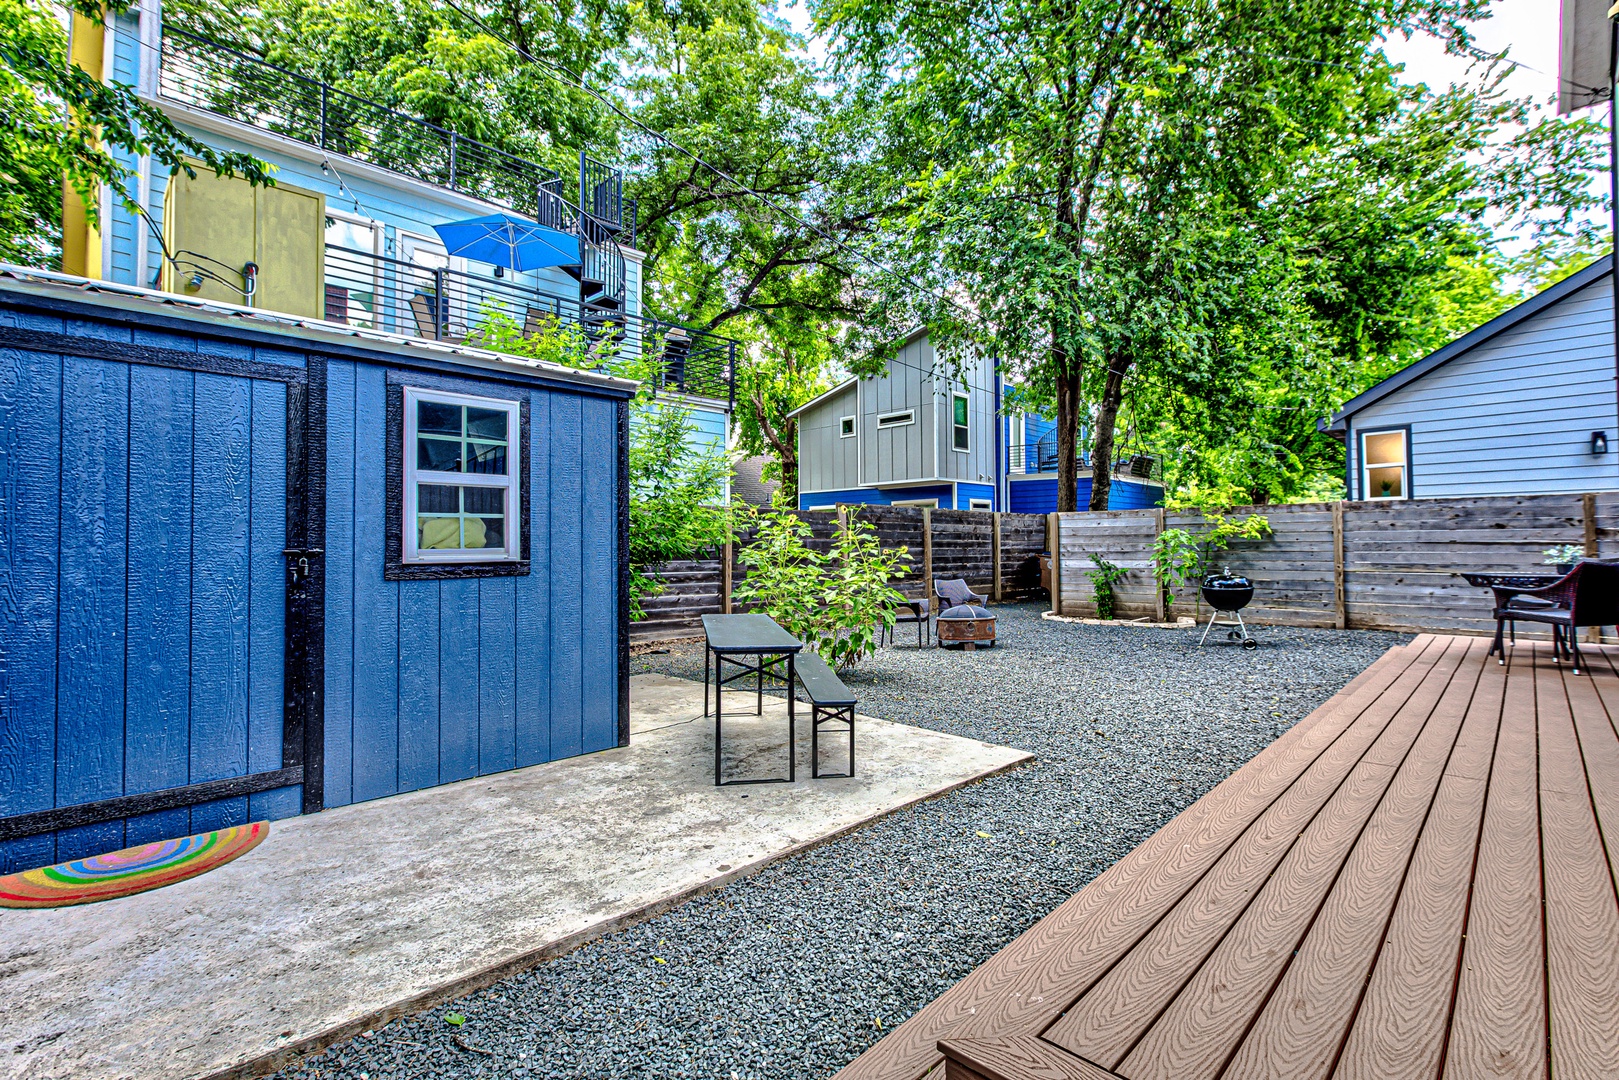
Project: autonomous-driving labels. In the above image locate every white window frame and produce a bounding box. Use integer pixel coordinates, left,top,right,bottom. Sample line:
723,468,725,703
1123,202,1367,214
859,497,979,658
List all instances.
323,209,382,329
403,386,523,564
877,409,915,429
968,498,993,511
892,497,938,508
1360,427,1410,501
839,415,856,438
952,392,970,453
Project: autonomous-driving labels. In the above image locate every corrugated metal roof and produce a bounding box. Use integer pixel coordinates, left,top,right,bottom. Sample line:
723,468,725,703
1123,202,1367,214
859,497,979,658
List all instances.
0,263,641,397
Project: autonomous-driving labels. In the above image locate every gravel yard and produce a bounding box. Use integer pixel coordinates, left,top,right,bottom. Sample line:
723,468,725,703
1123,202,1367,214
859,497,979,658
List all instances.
278,605,1407,1080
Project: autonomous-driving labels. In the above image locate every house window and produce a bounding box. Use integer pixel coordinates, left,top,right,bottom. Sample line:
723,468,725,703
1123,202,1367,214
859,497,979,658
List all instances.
324,212,380,329
968,498,993,511
877,410,914,428
1361,428,1409,500
953,393,970,451
839,416,856,437
403,387,522,563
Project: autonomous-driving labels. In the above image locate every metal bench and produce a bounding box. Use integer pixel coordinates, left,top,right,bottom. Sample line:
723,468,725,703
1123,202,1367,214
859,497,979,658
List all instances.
793,652,857,779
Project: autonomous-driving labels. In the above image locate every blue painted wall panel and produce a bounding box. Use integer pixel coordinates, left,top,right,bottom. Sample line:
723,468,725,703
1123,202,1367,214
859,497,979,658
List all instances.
247,381,288,780
124,365,195,849
799,484,955,510
397,581,441,792
54,358,130,860
350,365,400,803
0,344,63,872
437,579,481,783
322,359,357,807
954,482,994,510
547,394,585,761
514,392,552,768
188,373,254,831
580,396,617,753
479,579,518,774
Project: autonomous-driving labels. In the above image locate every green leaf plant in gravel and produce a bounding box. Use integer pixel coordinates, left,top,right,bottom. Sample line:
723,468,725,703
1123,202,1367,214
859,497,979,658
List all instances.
1151,513,1271,610
732,500,910,670
1085,555,1130,620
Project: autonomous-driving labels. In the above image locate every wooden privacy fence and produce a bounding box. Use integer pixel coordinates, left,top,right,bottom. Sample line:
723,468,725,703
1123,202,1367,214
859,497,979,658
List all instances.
634,507,1050,641
1053,492,1619,633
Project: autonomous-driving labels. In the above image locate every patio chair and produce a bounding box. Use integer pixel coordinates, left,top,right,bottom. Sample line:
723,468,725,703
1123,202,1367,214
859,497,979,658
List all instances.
1489,560,1619,674
934,578,988,609
885,596,930,648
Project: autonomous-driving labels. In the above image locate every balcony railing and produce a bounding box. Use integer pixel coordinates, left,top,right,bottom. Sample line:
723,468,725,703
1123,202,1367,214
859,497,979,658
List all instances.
1005,441,1161,481
160,26,620,228
323,244,735,404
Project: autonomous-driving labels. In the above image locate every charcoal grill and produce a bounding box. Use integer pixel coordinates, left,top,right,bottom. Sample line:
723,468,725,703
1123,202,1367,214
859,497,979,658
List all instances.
1198,568,1257,650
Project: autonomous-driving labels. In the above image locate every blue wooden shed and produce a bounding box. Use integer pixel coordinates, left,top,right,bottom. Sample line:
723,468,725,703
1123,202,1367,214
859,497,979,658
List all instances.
0,268,633,874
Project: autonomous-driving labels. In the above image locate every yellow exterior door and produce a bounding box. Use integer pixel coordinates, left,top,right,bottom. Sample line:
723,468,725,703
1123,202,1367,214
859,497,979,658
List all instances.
164,166,325,318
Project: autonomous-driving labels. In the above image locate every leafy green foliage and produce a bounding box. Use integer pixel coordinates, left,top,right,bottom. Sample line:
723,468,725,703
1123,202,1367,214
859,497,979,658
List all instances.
1151,514,1271,607
1084,554,1129,620
472,311,729,618
0,0,270,264
732,502,910,670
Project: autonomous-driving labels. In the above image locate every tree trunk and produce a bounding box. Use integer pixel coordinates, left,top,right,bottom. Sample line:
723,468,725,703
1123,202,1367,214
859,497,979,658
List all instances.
1087,353,1129,511
1055,356,1083,512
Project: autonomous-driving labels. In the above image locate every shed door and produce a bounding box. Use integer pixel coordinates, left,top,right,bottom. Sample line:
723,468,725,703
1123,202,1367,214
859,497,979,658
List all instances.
0,334,321,873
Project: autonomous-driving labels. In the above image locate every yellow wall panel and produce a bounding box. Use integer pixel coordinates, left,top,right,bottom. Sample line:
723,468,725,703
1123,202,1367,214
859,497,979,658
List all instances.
254,184,324,318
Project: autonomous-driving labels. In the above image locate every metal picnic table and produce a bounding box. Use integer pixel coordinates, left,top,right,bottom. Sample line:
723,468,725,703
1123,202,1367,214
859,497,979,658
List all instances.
701,613,804,787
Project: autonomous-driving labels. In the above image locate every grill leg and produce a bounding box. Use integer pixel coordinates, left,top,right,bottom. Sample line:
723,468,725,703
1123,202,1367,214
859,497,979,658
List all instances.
1199,612,1218,646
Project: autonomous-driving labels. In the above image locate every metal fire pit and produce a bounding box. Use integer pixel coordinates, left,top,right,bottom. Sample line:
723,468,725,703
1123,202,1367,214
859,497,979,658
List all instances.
1198,569,1257,649
937,603,997,650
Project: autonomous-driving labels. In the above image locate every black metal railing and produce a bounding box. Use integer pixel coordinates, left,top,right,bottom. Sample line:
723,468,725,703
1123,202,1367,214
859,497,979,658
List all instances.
323,244,735,404
161,27,591,220
1007,432,1060,474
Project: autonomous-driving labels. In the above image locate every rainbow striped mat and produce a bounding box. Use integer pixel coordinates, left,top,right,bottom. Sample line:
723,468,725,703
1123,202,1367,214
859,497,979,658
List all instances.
0,822,268,909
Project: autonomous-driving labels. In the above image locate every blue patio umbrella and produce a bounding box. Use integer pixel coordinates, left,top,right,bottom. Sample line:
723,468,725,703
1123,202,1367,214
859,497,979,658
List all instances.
431,213,580,273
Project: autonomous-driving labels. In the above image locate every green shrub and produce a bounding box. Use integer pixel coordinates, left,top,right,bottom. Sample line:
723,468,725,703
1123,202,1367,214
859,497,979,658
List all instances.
1151,513,1271,607
733,501,911,670
1085,554,1130,619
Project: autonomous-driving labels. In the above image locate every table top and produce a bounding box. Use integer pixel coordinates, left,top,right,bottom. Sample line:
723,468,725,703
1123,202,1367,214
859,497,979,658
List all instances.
1460,572,1562,589
700,613,804,654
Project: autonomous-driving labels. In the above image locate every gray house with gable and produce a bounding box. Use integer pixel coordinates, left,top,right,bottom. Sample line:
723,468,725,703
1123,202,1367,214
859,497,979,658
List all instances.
1322,256,1618,500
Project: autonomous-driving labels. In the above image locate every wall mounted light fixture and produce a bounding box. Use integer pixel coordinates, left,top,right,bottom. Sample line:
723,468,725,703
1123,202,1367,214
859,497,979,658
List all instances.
1593,431,1609,455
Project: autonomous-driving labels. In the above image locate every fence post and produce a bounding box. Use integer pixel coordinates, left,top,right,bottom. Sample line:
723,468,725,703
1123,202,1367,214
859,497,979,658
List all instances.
1047,512,1062,616
1333,500,1347,630
1584,493,1598,642
992,511,1003,602
1152,507,1166,623
922,507,934,610
721,538,733,614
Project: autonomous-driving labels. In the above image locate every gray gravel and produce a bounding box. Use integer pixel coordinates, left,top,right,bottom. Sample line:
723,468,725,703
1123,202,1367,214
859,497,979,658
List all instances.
277,604,1406,1080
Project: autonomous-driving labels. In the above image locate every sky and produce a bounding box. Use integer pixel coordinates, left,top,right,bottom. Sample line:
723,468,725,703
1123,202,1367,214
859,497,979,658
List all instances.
1379,0,1562,106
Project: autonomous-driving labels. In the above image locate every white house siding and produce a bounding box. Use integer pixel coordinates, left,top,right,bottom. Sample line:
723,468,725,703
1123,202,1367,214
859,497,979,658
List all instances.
1347,274,1619,498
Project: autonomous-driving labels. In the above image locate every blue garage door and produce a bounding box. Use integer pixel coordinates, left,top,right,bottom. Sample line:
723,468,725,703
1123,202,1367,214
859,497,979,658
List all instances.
0,322,318,873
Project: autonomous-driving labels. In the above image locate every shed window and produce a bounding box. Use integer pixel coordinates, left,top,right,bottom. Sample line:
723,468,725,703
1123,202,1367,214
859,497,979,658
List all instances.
840,415,855,437
877,410,914,428
404,387,522,563
952,393,970,451
1361,428,1408,500
968,498,992,511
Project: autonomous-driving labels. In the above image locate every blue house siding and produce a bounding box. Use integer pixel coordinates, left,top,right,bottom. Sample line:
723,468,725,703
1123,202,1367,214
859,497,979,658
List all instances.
0,305,302,874
955,482,995,509
321,359,622,808
1333,262,1619,498
1007,475,1164,513
0,276,630,871
799,484,956,510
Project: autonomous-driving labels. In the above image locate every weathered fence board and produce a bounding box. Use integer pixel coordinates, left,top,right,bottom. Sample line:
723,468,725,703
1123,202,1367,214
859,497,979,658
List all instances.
1053,493,1619,634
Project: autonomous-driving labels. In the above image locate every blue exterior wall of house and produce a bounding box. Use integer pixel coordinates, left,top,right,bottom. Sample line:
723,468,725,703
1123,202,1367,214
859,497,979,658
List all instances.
797,481,996,511
1007,475,1163,514
0,278,628,871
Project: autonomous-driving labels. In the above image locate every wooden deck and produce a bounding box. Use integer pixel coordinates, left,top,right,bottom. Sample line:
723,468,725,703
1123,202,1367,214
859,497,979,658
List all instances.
835,634,1619,1080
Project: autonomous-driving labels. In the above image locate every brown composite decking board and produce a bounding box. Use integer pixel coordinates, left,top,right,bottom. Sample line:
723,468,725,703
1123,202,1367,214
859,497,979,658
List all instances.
834,635,1619,1080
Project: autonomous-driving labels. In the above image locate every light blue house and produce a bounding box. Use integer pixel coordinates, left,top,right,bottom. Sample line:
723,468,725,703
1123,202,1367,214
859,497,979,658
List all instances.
1323,257,1618,499
68,4,735,477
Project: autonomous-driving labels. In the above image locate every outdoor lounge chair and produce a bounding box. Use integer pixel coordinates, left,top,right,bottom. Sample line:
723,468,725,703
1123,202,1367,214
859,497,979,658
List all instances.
885,596,930,648
1489,559,1619,674
934,578,988,609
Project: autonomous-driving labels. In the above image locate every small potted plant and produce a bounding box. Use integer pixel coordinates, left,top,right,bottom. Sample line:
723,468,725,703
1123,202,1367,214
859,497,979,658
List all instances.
1543,544,1586,575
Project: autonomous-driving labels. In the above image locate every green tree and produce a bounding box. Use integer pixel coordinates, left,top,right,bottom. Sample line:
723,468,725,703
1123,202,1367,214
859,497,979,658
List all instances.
0,0,268,264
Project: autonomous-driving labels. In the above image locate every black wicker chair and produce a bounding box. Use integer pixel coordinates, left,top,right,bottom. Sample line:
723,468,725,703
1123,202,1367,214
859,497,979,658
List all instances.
1489,560,1619,674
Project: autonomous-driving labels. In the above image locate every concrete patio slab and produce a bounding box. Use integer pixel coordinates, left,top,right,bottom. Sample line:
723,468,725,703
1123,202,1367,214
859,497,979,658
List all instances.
0,675,1030,1080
